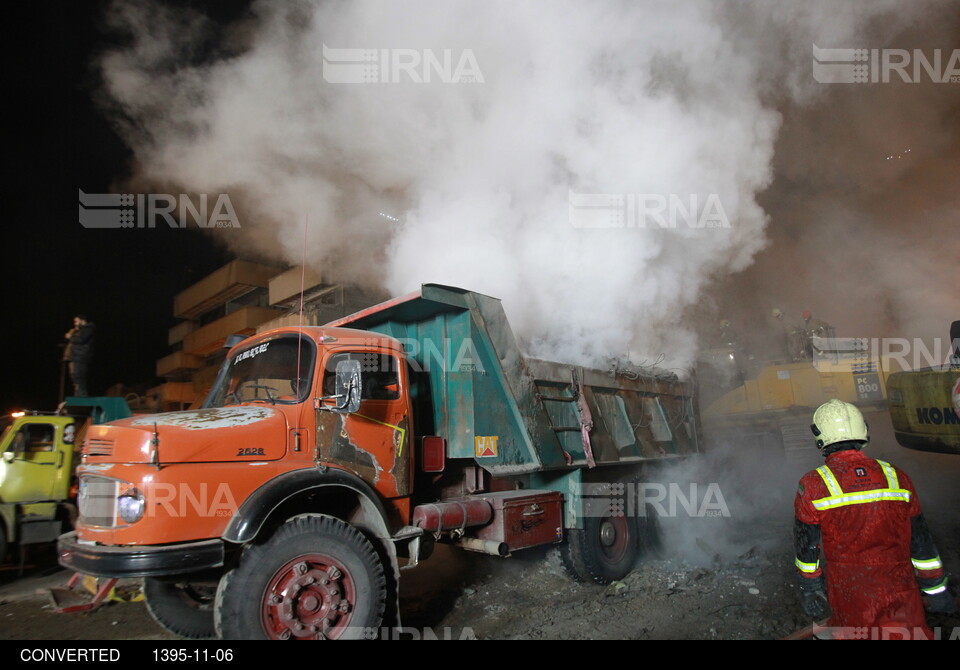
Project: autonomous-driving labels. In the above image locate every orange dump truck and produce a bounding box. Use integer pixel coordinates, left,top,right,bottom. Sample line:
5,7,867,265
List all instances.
58,285,699,639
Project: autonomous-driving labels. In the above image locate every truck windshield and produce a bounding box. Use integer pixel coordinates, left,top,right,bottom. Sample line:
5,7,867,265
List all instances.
206,334,316,408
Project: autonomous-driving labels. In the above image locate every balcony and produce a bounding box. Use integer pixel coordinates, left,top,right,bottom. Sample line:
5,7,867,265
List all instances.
174,260,280,320
167,321,197,347
182,306,281,356
268,265,326,307
156,351,204,377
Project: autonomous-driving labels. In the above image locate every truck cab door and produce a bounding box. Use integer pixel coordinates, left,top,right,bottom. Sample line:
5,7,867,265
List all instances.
0,421,62,503
317,350,412,498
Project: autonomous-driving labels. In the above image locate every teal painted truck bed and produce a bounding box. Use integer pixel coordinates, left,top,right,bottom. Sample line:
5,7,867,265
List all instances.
328,284,699,476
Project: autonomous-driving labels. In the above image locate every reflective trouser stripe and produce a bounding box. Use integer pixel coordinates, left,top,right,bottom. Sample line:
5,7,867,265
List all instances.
795,558,820,573
921,579,948,595
912,556,943,571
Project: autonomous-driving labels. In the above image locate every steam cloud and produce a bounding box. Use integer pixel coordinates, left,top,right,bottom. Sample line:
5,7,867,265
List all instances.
96,0,958,371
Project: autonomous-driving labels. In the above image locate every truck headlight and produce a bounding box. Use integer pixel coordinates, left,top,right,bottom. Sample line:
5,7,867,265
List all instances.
117,488,145,523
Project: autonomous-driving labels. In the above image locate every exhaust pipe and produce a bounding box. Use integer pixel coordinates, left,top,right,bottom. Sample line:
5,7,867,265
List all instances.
457,537,509,557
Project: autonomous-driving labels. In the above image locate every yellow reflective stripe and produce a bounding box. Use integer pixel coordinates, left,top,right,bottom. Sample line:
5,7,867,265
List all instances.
877,460,900,489
795,558,820,573
811,489,912,510
816,466,843,497
811,461,911,511
912,556,943,571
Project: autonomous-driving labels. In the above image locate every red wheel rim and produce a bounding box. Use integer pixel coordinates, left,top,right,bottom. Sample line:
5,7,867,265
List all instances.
598,516,630,565
261,554,357,640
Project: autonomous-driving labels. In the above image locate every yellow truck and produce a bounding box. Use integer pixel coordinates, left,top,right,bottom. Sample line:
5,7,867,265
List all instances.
0,399,131,567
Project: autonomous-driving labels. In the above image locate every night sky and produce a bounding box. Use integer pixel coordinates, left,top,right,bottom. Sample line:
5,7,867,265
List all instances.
4,1,240,413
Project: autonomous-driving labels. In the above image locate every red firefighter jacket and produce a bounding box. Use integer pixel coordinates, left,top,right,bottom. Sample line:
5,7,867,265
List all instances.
794,448,944,640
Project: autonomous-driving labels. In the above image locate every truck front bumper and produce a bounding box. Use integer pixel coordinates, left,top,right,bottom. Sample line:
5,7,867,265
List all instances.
57,531,225,578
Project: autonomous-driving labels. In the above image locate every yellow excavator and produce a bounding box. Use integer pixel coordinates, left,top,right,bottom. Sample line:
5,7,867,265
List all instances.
698,320,960,460
885,321,960,455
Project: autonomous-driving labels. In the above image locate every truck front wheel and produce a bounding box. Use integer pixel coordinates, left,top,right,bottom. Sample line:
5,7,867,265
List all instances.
144,578,217,640
215,515,386,640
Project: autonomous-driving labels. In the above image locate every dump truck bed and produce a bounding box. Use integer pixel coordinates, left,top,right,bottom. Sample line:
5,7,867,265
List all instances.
328,284,699,475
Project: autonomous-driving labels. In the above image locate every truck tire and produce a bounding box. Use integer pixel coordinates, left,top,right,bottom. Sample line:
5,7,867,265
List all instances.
144,578,217,640
561,513,638,585
635,502,664,559
215,515,386,640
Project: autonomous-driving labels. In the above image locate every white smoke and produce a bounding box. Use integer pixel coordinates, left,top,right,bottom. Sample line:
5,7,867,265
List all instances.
96,0,946,371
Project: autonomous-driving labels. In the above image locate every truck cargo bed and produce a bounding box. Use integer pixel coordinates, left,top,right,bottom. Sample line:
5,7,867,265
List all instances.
329,284,699,475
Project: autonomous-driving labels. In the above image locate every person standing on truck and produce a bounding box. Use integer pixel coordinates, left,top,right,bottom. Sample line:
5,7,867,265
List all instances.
793,399,956,639
64,315,95,397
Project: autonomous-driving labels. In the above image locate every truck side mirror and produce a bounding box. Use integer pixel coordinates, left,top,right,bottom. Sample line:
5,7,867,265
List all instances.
334,359,362,414
316,359,363,414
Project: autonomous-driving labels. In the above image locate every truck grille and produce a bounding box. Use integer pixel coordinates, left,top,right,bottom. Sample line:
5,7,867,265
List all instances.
78,476,119,527
83,438,115,457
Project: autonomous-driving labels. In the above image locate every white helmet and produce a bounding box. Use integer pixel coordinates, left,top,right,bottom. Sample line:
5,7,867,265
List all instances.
811,399,868,450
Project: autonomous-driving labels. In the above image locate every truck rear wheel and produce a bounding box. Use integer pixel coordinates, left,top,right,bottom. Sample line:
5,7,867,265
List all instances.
635,502,664,559
561,513,639,585
144,578,217,640
215,515,386,640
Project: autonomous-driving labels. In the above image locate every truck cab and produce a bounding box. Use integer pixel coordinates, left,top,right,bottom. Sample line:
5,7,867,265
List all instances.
1,399,132,567
59,327,413,639
1,413,79,563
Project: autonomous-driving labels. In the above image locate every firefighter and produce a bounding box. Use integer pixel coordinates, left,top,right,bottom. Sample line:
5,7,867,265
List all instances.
798,310,833,360
793,399,956,639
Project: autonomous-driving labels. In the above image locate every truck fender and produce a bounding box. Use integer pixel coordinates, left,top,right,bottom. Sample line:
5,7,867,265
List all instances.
222,467,392,544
